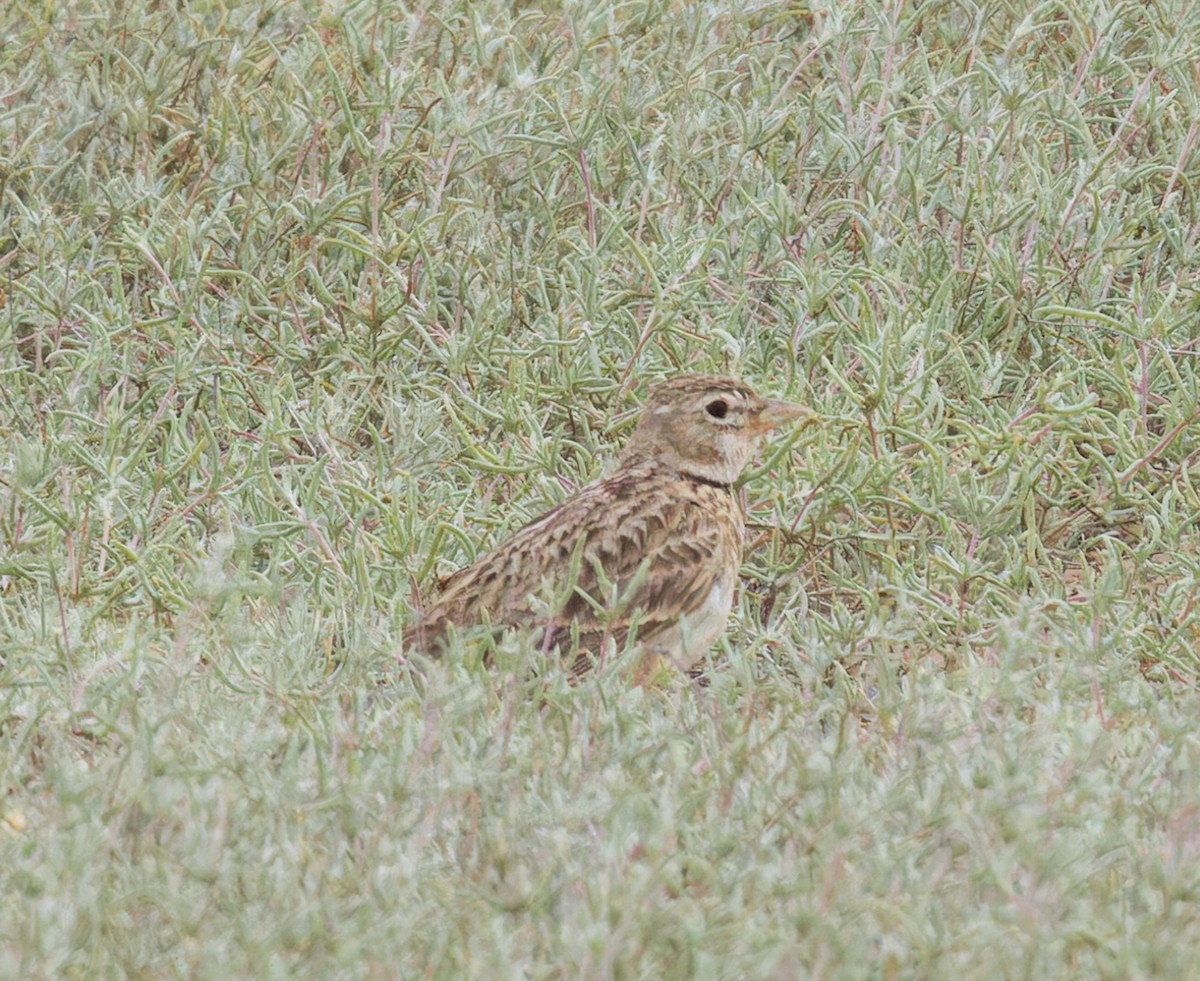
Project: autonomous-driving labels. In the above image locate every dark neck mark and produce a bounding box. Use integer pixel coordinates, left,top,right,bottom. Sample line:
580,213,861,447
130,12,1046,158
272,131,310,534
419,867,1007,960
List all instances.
685,473,732,491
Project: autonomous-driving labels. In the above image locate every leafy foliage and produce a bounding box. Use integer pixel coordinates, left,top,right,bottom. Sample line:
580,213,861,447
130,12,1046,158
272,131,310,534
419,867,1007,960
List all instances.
3,0,1200,975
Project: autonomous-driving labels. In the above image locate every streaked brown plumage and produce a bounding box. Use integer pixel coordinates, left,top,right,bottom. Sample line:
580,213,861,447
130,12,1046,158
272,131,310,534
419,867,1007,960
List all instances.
403,374,812,675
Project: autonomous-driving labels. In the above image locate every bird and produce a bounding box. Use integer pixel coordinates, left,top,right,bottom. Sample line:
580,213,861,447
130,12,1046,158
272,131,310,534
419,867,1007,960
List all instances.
402,374,813,677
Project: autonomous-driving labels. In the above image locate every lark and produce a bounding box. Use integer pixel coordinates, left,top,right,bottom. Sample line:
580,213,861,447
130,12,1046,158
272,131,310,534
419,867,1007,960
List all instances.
403,374,812,675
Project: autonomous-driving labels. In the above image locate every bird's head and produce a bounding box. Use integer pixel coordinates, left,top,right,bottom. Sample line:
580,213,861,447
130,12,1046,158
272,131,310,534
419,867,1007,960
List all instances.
620,374,813,486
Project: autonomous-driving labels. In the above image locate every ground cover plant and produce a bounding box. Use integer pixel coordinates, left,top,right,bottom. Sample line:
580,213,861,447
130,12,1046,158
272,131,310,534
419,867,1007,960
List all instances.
3,0,1200,976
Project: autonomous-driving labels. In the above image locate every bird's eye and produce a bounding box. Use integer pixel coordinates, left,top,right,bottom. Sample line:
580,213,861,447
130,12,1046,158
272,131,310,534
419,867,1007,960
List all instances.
705,399,729,419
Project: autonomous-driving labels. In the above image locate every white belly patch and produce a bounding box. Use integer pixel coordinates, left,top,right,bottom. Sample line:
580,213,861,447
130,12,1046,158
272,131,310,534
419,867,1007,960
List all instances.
662,577,735,671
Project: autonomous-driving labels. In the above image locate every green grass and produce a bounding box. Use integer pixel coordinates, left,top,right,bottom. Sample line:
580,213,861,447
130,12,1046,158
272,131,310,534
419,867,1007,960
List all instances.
4,0,1200,976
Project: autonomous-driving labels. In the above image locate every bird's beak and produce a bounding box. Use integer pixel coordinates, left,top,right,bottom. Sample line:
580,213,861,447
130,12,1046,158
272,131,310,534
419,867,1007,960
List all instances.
752,398,815,435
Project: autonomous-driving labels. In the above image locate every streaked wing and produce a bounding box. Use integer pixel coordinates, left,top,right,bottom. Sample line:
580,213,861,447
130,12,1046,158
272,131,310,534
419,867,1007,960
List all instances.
404,467,739,663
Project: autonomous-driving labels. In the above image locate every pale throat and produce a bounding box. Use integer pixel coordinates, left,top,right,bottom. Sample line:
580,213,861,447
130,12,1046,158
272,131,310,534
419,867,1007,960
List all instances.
678,432,756,487
620,416,759,487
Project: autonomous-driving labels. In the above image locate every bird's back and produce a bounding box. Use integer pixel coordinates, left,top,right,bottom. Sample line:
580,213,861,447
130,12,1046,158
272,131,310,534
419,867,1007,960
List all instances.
403,463,744,671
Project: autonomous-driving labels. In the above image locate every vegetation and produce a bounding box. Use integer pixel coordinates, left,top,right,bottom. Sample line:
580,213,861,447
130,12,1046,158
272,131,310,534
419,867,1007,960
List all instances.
3,0,1200,975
